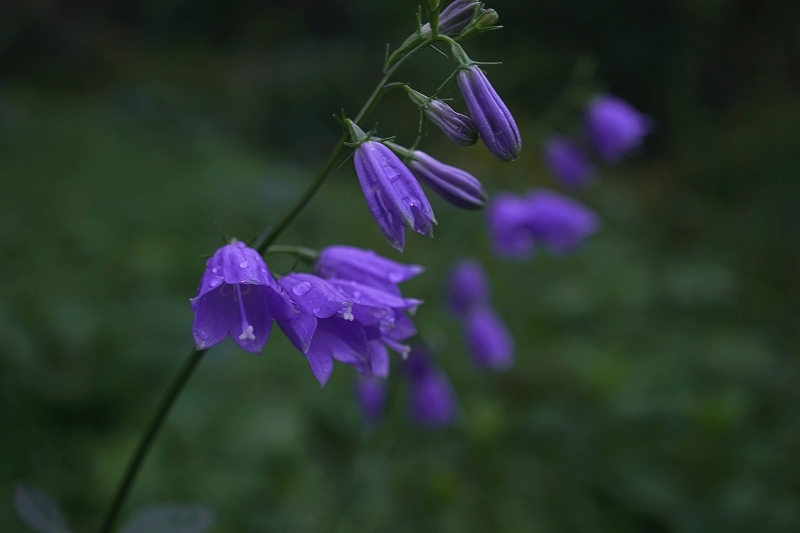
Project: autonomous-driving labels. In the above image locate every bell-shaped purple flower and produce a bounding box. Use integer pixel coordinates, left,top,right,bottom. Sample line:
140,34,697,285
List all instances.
355,376,388,424
405,348,459,427
446,258,489,316
354,140,437,251
585,94,652,163
190,241,289,354
463,307,514,370
458,65,521,162
407,150,487,210
314,245,423,295
543,136,596,189
487,189,600,259
425,99,479,146
420,0,480,36
277,267,422,386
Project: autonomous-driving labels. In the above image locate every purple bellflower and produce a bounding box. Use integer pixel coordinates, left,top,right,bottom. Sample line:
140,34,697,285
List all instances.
405,348,459,427
407,150,487,210
276,246,424,386
458,65,522,162
190,241,290,354
421,0,480,36
351,134,437,251
447,259,514,370
487,189,600,259
543,136,596,189
314,245,424,296
425,99,479,146
585,94,652,163
355,376,388,424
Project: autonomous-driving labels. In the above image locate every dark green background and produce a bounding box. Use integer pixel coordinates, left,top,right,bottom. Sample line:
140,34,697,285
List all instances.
2,0,800,531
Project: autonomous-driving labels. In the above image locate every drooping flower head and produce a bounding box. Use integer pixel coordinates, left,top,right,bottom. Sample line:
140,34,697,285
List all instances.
543,136,596,189
347,121,436,251
487,189,600,259
421,0,481,36
584,94,652,163
276,246,424,386
355,376,388,424
446,259,514,370
190,241,289,354
405,347,459,427
424,99,479,147
452,43,521,162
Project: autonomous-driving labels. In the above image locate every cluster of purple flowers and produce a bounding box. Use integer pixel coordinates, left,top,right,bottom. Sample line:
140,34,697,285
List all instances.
543,95,652,189
347,27,520,251
190,243,423,387
446,259,514,370
355,347,459,427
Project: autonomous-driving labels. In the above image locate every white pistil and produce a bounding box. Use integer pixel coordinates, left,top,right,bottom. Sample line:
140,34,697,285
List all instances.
341,306,354,321
235,285,256,341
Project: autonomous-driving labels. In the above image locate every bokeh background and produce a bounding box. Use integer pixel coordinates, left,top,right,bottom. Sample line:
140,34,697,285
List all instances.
2,0,800,531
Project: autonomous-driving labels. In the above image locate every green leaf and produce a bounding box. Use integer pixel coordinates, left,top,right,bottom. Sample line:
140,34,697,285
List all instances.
12,484,72,533
120,505,215,533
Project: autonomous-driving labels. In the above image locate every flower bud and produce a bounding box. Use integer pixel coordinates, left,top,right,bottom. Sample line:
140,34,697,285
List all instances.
543,136,596,189
446,258,489,316
406,150,488,210
458,65,522,162
476,8,499,28
419,0,480,37
425,99,479,146
355,376,388,424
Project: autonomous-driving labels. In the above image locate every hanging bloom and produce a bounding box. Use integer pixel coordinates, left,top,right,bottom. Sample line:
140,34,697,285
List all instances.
190,241,289,354
463,307,514,370
277,252,423,387
355,376,388,424
405,348,459,427
353,139,437,252
542,136,596,189
446,258,489,316
487,189,599,258
314,245,423,295
405,150,487,210
458,65,521,162
446,259,514,370
584,94,652,163
421,0,480,36
425,99,479,146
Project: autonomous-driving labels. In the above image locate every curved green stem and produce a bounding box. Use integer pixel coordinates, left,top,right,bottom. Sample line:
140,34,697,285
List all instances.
97,35,437,533
98,348,207,533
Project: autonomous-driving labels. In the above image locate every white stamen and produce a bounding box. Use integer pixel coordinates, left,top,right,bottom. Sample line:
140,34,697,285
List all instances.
239,324,255,341
341,306,354,321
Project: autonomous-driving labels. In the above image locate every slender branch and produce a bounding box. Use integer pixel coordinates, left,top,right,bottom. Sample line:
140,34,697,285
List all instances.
98,348,208,533
97,35,437,533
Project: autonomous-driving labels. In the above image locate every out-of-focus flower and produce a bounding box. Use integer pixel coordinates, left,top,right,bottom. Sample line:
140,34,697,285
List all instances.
405,348,459,427
542,136,596,189
353,139,437,252
458,65,521,162
487,189,599,258
425,99,479,146
446,259,514,370
585,94,652,163
190,241,291,354
405,149,487,210
355,376,388,424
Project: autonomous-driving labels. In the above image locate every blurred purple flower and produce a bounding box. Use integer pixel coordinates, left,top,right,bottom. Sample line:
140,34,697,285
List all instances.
408,150,487,210
463,307,514,370
405,348,459,427
487,189,600,258
446,259,514,370
190,241,291,354
354,141,437,251
355,376,388,424
585,94,652,163
425,99,479,146
458,65,522,162
542,136,596,189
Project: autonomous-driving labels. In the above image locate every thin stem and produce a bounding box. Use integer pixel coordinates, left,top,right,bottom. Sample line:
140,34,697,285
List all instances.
98,348,208,533
97,35,437,533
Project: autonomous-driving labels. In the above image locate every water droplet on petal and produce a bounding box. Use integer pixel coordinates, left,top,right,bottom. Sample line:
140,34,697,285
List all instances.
210,278,222,287
239,261,249,268
312,307,322,315
212,266,220,274
197,329,208,339
292,281,312,296
387,270,403,282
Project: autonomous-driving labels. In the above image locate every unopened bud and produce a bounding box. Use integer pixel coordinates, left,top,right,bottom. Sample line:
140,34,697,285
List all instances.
476,8,499,28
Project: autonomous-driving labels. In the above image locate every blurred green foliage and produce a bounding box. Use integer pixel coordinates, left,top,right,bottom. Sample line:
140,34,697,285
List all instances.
2,0,800,532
